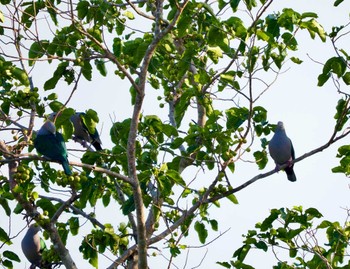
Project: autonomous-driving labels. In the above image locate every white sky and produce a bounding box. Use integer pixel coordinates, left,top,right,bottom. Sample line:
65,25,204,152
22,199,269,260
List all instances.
2,0,350,268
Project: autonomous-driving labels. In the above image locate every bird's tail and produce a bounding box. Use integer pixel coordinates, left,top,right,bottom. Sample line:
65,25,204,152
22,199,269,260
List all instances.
62,161,72,175
92,141,102,151
285,166,297,182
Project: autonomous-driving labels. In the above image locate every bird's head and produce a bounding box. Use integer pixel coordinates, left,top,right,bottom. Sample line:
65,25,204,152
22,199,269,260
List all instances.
28,223,41,234
41,120,56,135
276,121,285,130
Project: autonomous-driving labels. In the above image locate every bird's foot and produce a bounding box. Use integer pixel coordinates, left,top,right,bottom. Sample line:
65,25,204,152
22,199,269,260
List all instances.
286,158,293,167
274,164,281,172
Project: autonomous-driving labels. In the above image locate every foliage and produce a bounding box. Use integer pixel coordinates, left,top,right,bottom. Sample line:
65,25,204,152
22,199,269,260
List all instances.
0,0,349,268
219,206,350,269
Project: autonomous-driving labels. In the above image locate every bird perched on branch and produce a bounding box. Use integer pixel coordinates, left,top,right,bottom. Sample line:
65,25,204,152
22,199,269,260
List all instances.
34,120,72,175
50,112,102,151
268,121,297,182
21,224,47,269
70,112,102,151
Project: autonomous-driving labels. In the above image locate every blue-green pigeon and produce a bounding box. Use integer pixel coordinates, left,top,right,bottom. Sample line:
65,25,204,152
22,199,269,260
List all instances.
21,224,47,269
268,121,297,182
34,120,72,175
70,112,102,151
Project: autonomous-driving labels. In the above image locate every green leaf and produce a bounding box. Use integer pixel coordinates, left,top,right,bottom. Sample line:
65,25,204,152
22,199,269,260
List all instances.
325,57,347,77
113,38,122,57
2,259,13,268
36,198,56,218
95,59,107,77
121,196,135,215
282,32,298,50
210,219,218,231
216,261,231,268
47,93,58,101
194,221,208,244
89,252,98,268
0,226,11,244
334,0,344,6
11,67,29,86
207,47,223,64
337,144,350,155
260,209,280,231
256,29,270,42
266,14,280,37
225,17,247,39
305,207,323,219
0,197,11,216
300,12,318,19
230,0,241,12
245,0,257,10
28,40,49,66
291,57,303,64
49,101,64,112
3,250,20,262
77,1,89,19
177,13,191,38
82,61,92,81
54,109,75,140
1,101,10,115
13,203,23,214
69,217,80,236
44,62,70,90
123,11,134,20
166,170,186,186
208,27,226,46
342,72,350,85
253,150,267,170
300,19,326,42
254,241,268,251
228,162,235,173
102,191,111,207
317,72,330,87
233,244,251,261
225,107,249,130
44,76,60,90
317,220,332,229
162,124,178,137
220,71,236,85
289,247,297,258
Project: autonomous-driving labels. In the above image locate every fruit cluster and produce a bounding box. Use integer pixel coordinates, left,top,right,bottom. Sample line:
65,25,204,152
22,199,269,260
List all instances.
11,88,40,110
14,164,33,183
55,170,88,190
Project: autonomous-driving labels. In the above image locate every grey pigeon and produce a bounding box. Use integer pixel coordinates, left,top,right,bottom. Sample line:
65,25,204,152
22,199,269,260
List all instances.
268,121,297,182
70,112,102,151
50,112,102,151
21,224,46,268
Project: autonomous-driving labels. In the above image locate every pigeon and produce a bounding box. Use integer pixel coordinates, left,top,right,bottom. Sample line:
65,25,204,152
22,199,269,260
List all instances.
34,120,72,175
268,121,297,182
21,224,46,269
70,112,102,151
50,112,102,151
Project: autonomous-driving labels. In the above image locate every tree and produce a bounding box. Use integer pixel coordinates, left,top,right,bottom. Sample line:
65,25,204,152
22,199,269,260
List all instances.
0,0,349,268
222,206,350,268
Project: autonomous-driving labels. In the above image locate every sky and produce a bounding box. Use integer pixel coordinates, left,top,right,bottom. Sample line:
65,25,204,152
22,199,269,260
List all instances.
2,0,350,268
